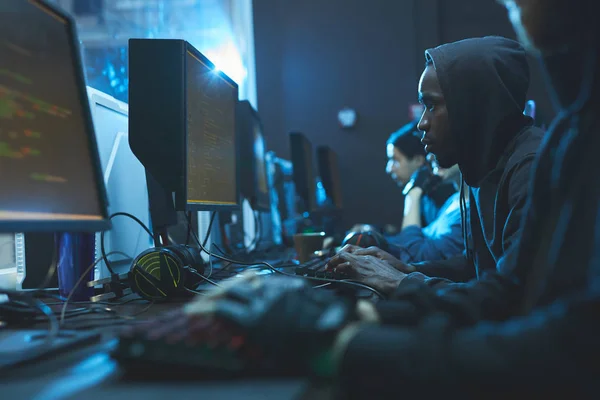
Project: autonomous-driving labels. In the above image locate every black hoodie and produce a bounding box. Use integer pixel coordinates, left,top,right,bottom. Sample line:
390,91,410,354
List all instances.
338,32,600,397
404,37,544,284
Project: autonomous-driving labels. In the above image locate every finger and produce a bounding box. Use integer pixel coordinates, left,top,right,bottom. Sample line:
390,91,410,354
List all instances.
212,300,253,327
221,283,260,304
395,262,416,273
326,254,346,269
334,262,352,271
353,246,380,256
327,251,359,269
336,251,362,262
333,262,355,276
339,244,359,253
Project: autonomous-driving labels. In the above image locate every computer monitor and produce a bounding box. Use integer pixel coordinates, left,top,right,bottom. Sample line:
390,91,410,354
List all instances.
87,87,152,279
128,39,239,225
0,0,109,232
316,146,344,209
271,155,299,242
289,132,317,213
236,100,270,211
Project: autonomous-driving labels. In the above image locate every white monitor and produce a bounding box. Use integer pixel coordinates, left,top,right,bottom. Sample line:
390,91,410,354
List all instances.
0,234,16,290
87,87,152,279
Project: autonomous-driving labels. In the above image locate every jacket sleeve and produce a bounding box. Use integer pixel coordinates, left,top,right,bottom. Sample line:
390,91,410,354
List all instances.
387,208,464,264
401,254,476,285
385,155,534,321
376,254,518,326
339,283,600,396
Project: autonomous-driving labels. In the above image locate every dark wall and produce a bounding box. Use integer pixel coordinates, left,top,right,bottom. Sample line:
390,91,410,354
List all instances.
253,0,553,228
254,0,416,227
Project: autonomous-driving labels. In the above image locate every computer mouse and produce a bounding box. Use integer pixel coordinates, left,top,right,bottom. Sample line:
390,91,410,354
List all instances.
341,230,388,251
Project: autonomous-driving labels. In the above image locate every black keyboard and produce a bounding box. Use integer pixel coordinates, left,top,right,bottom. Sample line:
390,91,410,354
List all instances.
293,258,378,299
293,257,332,278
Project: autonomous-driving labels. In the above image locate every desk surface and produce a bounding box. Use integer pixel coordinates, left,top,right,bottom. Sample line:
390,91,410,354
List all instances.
0,297,330,400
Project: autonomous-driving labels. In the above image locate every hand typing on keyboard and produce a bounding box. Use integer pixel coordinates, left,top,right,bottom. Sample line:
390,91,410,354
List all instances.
327,246,409,296
329,244,415,273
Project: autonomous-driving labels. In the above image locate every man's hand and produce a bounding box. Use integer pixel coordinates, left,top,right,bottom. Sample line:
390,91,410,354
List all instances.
329,244,416,273
327,250,407,296
403,166,440,196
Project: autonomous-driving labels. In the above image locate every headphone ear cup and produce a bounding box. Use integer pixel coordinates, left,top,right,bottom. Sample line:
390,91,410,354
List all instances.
169,245,206,290
169,245,205,275
370,231,389,251
129,248,185,301
183,246,205,274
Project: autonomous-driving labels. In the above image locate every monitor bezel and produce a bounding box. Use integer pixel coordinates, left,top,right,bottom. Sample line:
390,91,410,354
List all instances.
237,100,271,212
183,42,240,212
289,132,317,213
317,145,344,210
247,103,271,212
0,0,110,233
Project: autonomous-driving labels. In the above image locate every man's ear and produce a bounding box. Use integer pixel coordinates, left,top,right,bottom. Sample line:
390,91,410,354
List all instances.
415,155,426,167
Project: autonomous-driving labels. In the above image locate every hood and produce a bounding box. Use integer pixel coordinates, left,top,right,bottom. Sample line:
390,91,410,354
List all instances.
426,36,532,187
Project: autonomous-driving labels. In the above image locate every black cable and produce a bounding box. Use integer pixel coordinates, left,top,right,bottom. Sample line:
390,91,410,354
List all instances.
186,211,217,253
56,301,155,330
43,296,148,307
190,270,221,288
185,216,385,299
101,212,153,275
185,211,192,246
212,243,230,257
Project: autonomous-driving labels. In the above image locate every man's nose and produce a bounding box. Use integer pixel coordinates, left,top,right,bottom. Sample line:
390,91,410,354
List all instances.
386,160,393,174
417,114,428,132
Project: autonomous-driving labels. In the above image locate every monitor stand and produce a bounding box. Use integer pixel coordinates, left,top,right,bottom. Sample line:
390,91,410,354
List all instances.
146,173,178,245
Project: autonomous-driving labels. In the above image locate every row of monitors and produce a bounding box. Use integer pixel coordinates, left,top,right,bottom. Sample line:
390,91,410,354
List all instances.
0,0,341,234
290,133,344,214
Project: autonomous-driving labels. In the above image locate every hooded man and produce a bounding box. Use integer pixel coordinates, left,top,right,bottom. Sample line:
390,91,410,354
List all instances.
329,36,544,289
116,1,600,395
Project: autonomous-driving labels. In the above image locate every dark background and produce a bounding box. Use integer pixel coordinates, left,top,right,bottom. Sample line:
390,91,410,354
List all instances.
253,0,552,228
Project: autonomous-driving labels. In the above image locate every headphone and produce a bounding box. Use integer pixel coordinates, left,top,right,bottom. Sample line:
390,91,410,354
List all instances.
128,245,206,301
341,229,389,251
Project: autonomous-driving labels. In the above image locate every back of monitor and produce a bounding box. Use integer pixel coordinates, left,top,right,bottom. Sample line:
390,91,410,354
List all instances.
87,87,152,279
